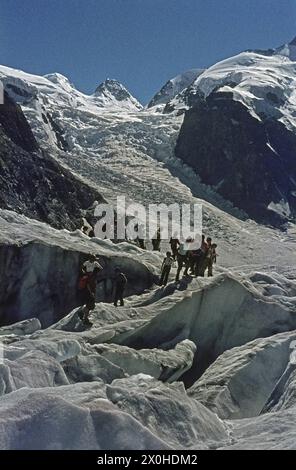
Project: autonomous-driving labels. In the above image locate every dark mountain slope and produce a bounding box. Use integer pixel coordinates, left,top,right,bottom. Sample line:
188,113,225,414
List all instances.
175,90,296,227
0,92,105,230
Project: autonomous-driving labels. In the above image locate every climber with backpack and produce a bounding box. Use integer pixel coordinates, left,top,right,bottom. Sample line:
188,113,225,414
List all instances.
175,237,192,281
77,254,103,326
82,254,103,274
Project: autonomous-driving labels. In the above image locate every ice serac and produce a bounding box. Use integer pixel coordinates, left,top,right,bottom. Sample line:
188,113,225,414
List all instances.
1,263,296,448
0,386,169,450
94,78,143,110
106,375,229,449
112,272,296,382
0,350,69,395
219,406,296,449
0,318,41,337
188,331,296,419
95,339,196,382
148,69,204,109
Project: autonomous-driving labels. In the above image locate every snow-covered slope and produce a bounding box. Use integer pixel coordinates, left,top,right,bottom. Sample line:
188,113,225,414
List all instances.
0,63,242,219
164,42,296,224
147,69,204,109
167,50,296,128
1,61,296,234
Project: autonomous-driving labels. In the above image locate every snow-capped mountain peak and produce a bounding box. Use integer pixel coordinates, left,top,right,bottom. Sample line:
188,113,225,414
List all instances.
43,72,75,93
94,78,142,110
275,36,296,61
148,69,204,109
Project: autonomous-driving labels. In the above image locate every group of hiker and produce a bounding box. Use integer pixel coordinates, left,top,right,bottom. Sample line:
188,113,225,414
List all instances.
160,234,218,286
77,227,218,326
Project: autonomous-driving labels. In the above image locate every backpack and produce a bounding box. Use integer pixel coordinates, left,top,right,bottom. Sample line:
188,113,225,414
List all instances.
163,257,174,268
116,273,127,288
78,274,90,290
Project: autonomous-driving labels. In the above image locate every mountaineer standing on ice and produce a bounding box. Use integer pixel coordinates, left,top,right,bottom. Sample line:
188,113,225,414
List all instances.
199,239,218,277
191,234,207,275
175,237,191,281
206,243,217,277
160,251,174,286
152,228,161,251
136,223,146,249
169,234,180,260
113,267,127,307
77,254,103,326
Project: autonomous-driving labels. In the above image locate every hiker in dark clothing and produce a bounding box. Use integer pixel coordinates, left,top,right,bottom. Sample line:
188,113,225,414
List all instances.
206,243,217,277
188,249,197,274
152,228,161,251
77,275,96,326
135,224,146,249
198,237,215,277
113,267,127,307
160,251,174,286
190,235,206,276
137,237,146,249
169,236,180,260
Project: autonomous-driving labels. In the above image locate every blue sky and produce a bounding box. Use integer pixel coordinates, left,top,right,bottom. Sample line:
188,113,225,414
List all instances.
1,0,296,103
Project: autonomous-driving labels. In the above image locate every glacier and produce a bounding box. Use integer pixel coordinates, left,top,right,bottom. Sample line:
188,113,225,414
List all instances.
1,36,296,450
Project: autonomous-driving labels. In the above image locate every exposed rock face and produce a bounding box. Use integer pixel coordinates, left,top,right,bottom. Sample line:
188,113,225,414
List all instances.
0,92,105,230
0,91,37,152
175,90,296,226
